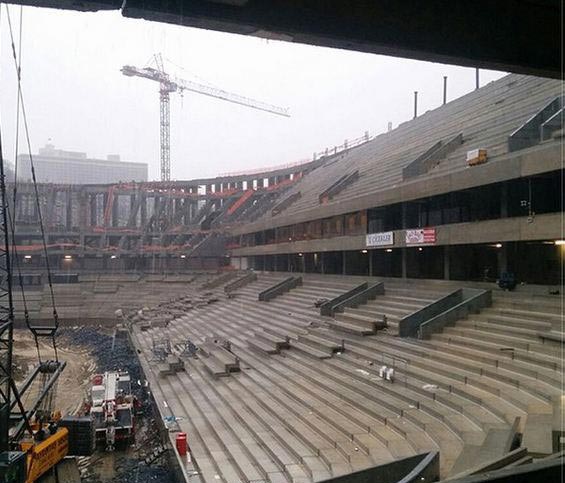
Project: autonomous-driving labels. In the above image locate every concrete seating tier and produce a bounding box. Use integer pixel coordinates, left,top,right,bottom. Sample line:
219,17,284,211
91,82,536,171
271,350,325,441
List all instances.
167,308,469,469
336,285,451,335
12,274,210,324
130,273,561,482
248,75,562,225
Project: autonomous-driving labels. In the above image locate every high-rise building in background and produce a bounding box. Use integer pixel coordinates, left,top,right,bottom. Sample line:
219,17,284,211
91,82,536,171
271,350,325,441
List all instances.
16,144,148,184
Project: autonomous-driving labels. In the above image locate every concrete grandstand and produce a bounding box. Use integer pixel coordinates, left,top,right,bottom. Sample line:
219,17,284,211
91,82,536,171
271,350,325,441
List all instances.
10,74,562,285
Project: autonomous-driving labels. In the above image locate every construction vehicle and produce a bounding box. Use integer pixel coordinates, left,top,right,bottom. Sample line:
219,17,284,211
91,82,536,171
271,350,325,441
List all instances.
0,162,71,482
0,74,75,483
122,53,290,181
87,371,136,451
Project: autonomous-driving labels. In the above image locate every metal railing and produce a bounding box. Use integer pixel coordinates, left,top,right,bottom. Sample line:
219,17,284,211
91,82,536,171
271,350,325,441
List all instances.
331,281,384,314
258,276,302,301
320,282,368,316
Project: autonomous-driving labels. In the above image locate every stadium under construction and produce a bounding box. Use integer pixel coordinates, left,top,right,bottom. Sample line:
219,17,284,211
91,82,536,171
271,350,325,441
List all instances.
3,73,563,482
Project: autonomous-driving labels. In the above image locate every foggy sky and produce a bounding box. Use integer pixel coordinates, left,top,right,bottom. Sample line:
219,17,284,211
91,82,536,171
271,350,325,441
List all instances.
0,6,506,181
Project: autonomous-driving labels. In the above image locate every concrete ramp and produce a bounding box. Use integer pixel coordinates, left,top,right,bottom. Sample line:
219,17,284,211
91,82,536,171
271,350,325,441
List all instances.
450,418,520,477
522,413,553,457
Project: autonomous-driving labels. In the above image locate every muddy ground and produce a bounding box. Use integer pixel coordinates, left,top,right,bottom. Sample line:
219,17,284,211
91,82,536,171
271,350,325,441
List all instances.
14,327,176,483
13,329,95,416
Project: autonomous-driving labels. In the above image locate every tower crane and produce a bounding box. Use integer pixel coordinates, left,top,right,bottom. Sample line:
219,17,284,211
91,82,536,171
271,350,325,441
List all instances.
122,54,290,181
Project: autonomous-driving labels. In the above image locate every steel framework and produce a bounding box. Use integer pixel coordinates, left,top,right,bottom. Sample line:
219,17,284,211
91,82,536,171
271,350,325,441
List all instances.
0,137,15,452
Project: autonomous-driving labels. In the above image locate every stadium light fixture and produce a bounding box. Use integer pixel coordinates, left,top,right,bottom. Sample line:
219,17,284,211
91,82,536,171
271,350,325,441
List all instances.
64,255,72,260
418,247,423,252
24,255,32,260
385,249,393,253
298,253,303,257
554,240,565,246
361,249,368,254
495,243,502,248
111,255,117,259
180,254,187,259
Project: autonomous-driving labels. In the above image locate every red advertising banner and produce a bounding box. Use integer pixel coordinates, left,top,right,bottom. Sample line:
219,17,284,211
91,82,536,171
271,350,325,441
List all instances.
405,228,436,245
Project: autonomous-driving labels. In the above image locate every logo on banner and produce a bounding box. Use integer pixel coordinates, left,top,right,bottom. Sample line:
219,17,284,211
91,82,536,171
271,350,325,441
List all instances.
366,231,394,247
405,228,436,245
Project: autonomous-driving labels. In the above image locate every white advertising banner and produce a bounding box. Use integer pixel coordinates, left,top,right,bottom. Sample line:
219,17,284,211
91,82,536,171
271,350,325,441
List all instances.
366,231,394,247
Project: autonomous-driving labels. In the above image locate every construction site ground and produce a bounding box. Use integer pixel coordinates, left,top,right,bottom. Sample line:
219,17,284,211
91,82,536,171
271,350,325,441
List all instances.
13,327,176,483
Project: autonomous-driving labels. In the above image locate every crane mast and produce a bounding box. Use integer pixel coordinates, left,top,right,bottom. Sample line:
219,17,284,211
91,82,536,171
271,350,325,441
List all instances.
0,133,16,454
122,56,290,181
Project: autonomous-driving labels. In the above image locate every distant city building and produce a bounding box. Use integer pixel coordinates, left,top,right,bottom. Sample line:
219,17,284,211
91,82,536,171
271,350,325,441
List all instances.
16,144,148,184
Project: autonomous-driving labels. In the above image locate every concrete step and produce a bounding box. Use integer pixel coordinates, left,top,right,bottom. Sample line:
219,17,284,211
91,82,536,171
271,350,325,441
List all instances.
247,338,279,355
327,319,376,336
458,319,544,340
487,306,561,321
439,328,562,365
255,330,290,350
290,341,332,359
428,338,562,389
473,313,554,331
344,306,402,321
298,333,343,354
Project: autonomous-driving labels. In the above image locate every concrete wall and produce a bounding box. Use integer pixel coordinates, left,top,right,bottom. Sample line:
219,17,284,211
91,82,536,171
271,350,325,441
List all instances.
232,213,560,256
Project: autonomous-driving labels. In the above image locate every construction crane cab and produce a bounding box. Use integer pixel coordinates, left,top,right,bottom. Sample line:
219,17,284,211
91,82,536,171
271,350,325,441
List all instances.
0,422,69,483
0,356,70,483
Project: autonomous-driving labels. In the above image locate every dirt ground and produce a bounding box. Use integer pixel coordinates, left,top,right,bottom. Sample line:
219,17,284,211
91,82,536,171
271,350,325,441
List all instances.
14,327,175,483
13,329,96,416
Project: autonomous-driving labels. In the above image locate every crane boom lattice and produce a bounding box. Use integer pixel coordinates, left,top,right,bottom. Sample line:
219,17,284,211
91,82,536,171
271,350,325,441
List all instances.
0,139,15,453
122,58,289,181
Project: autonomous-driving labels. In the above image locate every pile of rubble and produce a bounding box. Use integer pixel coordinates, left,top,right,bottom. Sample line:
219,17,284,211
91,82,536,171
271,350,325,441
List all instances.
126,292,220,331
57,327,142,392
58,326,176,483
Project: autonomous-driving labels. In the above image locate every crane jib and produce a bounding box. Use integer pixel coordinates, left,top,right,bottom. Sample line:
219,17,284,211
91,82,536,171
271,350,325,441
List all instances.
121,61,290,181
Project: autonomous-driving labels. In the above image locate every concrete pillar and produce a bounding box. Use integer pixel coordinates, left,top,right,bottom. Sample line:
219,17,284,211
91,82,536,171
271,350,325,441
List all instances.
90,194,97,226
190,202,196,222
401,248,407,278
66,191,73,230
500,182,508,218
443,246,450,280
111,195,119,227
183,199,190,225
342,251,346,275
321,252,325,275
130,194,136,226
78,192,87,231
140,194,147,225
401,202,408,229
369,250,373,277
497,244,508,275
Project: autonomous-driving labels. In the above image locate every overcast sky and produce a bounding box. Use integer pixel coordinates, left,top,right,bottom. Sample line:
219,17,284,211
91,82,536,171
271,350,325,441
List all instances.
0,6,507,181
